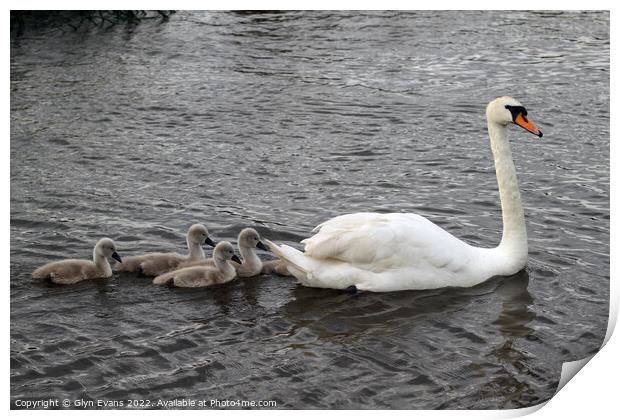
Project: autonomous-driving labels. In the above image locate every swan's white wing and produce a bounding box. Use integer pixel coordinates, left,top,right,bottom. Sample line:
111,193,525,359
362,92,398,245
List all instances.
302,212,474,272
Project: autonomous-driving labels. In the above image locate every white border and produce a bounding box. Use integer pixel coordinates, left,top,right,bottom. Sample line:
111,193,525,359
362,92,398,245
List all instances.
6,2,616,418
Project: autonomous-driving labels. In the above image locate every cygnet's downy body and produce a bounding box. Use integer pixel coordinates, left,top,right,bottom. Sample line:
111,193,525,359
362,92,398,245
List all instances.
182,228,282,277
181,228,292,277
152,241,241,288
260,259,291,276
115,224,214,276
32,238,122,285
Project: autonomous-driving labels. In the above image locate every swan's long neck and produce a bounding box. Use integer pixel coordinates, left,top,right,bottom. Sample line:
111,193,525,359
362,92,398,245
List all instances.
187,238,205,260
487,120,528,269
93,249,112,276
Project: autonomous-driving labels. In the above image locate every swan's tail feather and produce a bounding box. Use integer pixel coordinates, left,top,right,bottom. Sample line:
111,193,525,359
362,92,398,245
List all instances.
264,240,312,282
152,271,175,285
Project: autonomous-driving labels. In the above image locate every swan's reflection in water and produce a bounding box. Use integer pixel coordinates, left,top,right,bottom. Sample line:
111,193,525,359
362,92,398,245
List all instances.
267,270,540,408
483,271,542,407
281,271,533,341
492,270,535,338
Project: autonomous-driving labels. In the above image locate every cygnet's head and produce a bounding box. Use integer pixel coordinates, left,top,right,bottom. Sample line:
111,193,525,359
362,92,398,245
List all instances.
95,238,122,263
187,223,215,247
486,96,543,138
238,228,268,251
213,241,242,264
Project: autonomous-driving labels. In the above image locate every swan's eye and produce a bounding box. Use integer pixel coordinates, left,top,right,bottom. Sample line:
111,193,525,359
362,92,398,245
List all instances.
505,105,528,122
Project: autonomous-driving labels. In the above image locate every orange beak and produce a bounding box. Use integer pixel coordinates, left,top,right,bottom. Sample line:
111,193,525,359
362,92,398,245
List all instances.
514,113,543,138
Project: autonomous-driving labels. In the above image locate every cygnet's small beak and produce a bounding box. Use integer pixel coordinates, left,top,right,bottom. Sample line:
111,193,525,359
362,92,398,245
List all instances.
205,237,216,247
111,251,122,263
231,254,242,264
256,241,268,251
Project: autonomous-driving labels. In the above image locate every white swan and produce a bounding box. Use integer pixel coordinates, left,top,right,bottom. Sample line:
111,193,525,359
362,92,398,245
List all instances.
114,223,214,276
152,241,241,288
32,238,122,284
266,96,543,292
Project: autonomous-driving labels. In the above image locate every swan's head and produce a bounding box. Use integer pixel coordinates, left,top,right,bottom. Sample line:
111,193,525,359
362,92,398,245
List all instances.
486,96,543,138
238,228,268,251
187,223,215,247
213,241,242,264
95,238,122,263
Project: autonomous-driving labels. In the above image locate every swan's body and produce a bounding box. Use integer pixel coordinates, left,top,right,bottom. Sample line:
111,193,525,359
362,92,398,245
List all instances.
32,238,122,285
152,242,240,288
267,97,542,292
114,224,214,276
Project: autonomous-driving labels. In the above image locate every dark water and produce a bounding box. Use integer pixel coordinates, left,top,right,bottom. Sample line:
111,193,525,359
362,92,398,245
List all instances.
10,11,609,409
